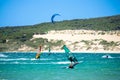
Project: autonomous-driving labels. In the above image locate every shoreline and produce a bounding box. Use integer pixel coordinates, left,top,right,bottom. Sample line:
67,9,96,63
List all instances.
0,51,120,54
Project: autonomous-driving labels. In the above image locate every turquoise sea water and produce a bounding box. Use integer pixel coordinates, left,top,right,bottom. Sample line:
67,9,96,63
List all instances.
0,52,120,80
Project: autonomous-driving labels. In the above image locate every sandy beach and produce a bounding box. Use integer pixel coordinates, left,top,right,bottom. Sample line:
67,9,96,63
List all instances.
33,30,120,42
28,30,120,53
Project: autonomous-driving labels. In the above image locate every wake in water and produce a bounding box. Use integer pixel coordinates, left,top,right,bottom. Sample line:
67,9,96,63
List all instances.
102,54,120,59
102,55,113,58
0,54,83,64
0,60,83,64
0,54,8,57
0,53,120,65
0,58,52,61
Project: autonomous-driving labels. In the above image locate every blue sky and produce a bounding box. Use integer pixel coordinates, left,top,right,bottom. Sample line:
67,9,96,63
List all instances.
0,0,120,27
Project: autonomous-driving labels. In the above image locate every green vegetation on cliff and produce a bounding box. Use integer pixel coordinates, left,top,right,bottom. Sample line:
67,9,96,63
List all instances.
0,15,120,51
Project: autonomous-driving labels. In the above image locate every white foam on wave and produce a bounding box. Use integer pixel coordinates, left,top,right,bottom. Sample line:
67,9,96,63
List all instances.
40,58,52,60
0,58,53,61
19,58,28,60
0,78,8,80
55,61,70,64
30,58,52,61
102,55,120,59
0,62,70,64
0,62,40,64
0,61,84,65
51,61,83,64
10,62,50,64
30,58,36,61
51,61,70,64
0,58,35,61
102,55,114,58
0,58,27,61
0,54,8,57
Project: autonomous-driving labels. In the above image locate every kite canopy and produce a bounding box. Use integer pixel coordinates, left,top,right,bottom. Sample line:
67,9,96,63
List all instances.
51,14,60,23
62,45,73,57
62,45,70,53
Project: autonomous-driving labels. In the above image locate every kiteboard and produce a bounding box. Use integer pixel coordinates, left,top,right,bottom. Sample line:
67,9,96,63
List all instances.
62,62,79,69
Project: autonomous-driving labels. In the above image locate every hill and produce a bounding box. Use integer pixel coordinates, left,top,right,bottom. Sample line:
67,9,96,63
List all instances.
0,15,120,52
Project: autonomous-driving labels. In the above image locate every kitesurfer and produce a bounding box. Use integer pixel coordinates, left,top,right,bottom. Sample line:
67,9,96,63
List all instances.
68,56,79,69
36,45,42,59
62,45,79,69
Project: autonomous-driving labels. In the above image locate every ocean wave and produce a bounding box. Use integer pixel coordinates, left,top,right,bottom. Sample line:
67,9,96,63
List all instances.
102,55,113,58
102,55,120,59
51,61,83,64
51,61,70,64
0,61,46,64
0,61,83,64
0,58,52,61
0,62,61,64
0,54,8,57
0,58,32,61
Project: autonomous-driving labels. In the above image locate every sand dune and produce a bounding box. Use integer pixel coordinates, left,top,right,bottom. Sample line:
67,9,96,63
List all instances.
31,30,120,53
33,30,120,42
